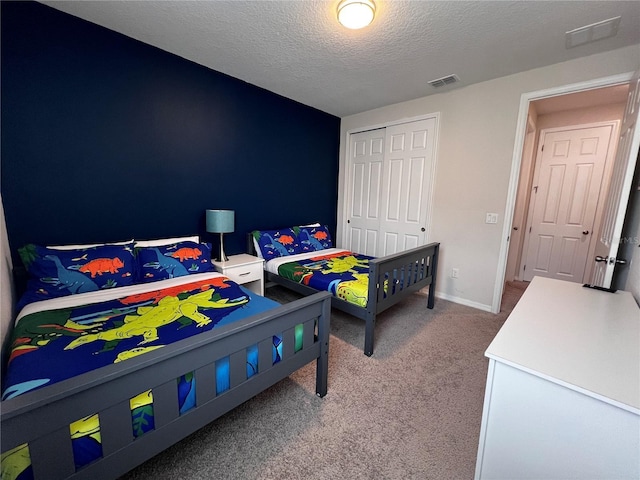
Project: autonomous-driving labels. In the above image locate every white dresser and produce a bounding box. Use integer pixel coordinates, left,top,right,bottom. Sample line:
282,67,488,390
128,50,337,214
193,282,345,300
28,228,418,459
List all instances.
475,277,640,479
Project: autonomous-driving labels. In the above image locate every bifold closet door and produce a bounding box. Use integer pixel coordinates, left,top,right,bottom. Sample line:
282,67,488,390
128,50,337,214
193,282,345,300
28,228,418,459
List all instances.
347,128,385,256
379,118,436,256
346,118,436,257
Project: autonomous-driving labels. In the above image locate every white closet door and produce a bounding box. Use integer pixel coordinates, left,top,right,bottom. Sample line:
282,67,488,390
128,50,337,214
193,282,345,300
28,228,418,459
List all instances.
345,117,437,257
346,128,385,256
378,118,436,256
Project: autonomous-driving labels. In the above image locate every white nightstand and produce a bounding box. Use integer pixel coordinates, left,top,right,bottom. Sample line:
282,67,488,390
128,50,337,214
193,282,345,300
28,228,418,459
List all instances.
212,254,265,296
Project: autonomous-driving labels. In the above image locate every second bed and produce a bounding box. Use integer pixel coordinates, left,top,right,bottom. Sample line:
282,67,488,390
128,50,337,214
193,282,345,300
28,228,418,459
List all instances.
251,226,440,356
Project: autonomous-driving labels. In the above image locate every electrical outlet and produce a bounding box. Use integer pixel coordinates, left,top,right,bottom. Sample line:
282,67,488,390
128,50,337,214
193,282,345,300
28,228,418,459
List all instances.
451,268,459,278
485,213,498,224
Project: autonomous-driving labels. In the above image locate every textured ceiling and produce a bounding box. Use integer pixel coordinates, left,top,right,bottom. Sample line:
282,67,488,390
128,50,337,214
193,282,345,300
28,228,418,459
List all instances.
43,1,640,117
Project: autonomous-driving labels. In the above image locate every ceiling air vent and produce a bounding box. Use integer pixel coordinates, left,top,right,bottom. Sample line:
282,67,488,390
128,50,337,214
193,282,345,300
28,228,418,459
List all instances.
428,74,459,88
565,16,621,49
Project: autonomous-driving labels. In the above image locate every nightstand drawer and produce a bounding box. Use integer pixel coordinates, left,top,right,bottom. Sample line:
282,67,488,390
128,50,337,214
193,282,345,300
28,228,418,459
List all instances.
224,262,263,284
212,254,265,296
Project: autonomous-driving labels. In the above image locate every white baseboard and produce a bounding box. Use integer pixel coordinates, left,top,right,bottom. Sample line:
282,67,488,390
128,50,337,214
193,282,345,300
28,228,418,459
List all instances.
435,292,493,313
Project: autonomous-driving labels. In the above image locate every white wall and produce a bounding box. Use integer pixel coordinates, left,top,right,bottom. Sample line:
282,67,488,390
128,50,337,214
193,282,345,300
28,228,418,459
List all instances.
338,44,640,311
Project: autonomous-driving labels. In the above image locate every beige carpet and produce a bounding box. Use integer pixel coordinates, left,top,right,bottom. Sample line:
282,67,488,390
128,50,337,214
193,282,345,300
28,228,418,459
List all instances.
121,282,527,480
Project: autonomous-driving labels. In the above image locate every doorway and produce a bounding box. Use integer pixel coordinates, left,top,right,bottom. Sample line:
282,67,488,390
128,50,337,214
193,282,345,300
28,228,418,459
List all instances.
493,73,635,313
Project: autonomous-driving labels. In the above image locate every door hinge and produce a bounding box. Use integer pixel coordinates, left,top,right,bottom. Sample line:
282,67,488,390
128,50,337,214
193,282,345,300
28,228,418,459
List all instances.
542,144,544,151
523,265,526,271
533,186,538,194
529,226,532,233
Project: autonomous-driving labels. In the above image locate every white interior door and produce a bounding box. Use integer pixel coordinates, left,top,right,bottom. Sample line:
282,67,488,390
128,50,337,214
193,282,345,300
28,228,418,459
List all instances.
592,70,640,288
346,128,385,256
378,119,436,256
523,124,613,282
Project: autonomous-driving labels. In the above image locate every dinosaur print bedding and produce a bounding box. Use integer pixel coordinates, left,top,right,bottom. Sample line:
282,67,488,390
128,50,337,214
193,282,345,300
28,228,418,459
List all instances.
1,272,301,480
266,249,375,308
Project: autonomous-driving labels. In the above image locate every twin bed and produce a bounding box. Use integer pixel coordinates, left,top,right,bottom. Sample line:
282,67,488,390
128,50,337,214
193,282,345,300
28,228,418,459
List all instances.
1,227,439,479
251,225,440,356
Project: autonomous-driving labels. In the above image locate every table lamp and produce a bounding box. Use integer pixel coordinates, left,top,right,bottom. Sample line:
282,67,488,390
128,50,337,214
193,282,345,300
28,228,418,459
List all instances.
206,209,234,262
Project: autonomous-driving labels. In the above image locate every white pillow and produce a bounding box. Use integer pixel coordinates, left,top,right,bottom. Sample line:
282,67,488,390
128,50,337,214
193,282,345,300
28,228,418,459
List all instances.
47,239,134,250
134,236,200,247
253,237,263,258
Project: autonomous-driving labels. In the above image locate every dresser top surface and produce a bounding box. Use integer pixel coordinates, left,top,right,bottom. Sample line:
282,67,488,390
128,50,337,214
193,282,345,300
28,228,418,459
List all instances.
487,277,639,411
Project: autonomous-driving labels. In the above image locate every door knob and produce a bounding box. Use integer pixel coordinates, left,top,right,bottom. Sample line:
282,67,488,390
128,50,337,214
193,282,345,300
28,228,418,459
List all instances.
513,227,518,231
582,230,589,235
595,256,608,263
612,258,627,265
421,227,426,232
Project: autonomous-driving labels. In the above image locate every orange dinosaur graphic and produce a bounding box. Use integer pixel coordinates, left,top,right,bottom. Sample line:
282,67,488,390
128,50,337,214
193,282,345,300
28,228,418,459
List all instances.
119,277,231,305
313,231,328,240
277,235,295,246
79,257,125,278
171,247,202,262
310,251,351,262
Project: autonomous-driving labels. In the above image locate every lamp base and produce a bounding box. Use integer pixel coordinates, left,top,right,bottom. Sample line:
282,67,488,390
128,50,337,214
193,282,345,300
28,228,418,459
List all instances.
215,233,228,263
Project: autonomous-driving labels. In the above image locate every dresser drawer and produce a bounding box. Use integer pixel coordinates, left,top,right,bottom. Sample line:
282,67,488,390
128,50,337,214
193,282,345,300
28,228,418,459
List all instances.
224,262,263,284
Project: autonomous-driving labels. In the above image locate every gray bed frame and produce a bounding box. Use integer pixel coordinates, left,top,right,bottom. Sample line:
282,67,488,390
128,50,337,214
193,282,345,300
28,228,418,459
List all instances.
1,291,331,480
254,240,440,357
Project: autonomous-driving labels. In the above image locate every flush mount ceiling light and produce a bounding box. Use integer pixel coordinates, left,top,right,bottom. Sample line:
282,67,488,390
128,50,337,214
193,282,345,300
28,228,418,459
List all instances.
337,0,376,29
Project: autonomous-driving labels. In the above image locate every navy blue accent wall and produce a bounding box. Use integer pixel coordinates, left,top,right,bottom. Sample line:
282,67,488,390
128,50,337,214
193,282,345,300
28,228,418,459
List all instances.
1,2,340,262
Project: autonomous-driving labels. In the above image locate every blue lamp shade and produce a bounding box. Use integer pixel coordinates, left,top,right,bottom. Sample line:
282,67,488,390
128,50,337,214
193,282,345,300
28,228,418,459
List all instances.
206,209,234,262
206,210,235,234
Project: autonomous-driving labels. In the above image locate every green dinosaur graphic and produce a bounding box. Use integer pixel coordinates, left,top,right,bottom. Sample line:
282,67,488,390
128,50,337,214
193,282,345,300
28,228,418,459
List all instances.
321,255,369,275
64,290,248,351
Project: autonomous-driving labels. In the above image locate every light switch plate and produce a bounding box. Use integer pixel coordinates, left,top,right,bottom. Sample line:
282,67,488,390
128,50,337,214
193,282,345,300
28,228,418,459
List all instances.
486,213,498,224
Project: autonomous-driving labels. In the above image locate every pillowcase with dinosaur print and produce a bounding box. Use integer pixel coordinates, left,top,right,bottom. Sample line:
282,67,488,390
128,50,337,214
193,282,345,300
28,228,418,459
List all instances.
17,242,136,309
135,241,213,283
252,228,302,261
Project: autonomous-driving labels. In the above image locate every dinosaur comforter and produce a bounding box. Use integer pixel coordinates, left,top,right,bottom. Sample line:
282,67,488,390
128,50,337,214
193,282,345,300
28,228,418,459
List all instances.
1,272,292,477
265,249,375,308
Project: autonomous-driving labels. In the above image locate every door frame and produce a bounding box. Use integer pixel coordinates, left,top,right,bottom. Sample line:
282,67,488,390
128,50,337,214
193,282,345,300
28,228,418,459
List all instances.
493,72,634,313
519,121,620,283
338,112,440,251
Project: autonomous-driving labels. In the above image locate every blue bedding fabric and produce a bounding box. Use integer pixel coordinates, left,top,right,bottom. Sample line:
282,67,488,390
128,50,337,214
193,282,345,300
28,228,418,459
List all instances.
1,277,298,480
277,250,375,307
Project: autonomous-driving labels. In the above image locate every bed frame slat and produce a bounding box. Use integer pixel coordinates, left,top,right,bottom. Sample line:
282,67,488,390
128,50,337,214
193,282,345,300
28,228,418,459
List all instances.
303,318,314,349
30,426,75,480
229,350,247,389
281,327,295,361
195,363,216,404
258,338,273,374
100,399,134,456
152,380,180,428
